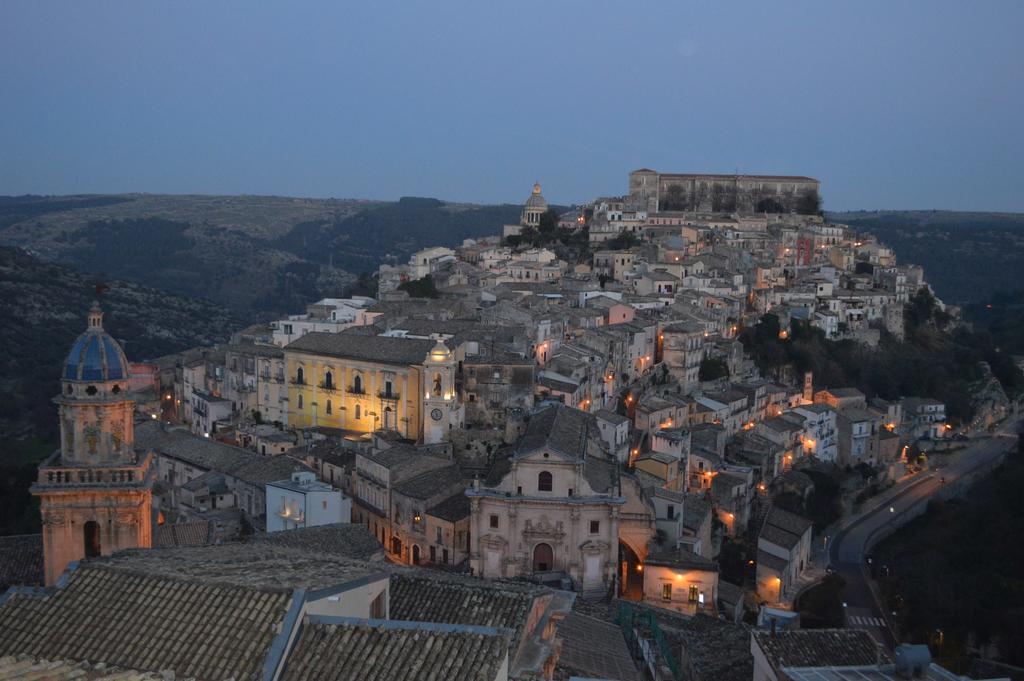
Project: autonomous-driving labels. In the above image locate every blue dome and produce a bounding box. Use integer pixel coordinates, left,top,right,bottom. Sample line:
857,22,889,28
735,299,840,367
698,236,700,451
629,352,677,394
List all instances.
63,303,129,382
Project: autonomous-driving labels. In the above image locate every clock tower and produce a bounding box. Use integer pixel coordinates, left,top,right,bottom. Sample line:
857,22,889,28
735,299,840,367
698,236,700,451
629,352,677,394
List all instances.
421,339,464,444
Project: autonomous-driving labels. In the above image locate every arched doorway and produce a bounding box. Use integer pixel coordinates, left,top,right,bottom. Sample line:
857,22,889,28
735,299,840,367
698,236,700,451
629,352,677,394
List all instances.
412,544,421,565
384,406,394,430
83,521,101,558
619,540,643,600
533,543,553,572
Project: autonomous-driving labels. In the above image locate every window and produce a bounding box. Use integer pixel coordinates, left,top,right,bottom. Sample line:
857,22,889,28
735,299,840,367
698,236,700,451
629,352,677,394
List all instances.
568,488,573,497
538,471,553,492
297,394,303,410
662,584,672,601
324,370,333,389
489,514,499,529
589,520,600,534
353,374,363,394
296,367,304,384
322,500,328,510
326,399,333,415
667,504,675,519
436,527,442,543
370,591,385,619
355,404,361,420
517,486,522,495
689,585,699,603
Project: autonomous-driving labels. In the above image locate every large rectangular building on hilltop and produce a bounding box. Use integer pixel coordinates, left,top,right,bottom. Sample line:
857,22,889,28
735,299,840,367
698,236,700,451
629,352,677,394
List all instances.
629,168,820,214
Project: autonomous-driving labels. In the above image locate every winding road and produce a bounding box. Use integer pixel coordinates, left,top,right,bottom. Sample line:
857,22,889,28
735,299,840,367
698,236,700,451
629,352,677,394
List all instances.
827,423,1020,649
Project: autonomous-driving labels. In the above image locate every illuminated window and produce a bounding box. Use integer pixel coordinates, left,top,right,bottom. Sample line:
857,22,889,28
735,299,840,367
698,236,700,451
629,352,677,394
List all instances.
689,585,699,603
662,584,672,601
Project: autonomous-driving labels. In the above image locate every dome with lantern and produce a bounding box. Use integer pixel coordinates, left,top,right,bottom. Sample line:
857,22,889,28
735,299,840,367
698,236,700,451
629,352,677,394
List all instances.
63,301,129,382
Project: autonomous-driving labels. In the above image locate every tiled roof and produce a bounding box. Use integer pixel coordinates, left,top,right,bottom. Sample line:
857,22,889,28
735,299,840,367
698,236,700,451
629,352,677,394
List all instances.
134,422,253,473
645,546,718,572
752,629,889,671
583,455,618,495
427,493,472,522
683,493,711,533
285,333,438,366
515,404,590,461
0,655,165,680
760,506,813,550
94,544,381,591
136,423,313,485
556,612,643,681
388,574,539,653
393,465,465,500
0,535,43,590
280,617,509,681
153,520,213,548
247,523,385,562
0,563,291,681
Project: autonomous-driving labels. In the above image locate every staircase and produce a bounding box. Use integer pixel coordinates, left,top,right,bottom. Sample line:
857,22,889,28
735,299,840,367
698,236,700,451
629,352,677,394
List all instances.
580,586,607,601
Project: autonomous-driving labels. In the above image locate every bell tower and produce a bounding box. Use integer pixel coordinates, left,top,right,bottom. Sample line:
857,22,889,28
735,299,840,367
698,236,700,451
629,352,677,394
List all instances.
33,301,155,585
421,339,464,444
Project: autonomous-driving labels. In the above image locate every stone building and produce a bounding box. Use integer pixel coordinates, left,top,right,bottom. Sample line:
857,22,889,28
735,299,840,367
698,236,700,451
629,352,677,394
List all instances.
285,333,463,443
33,302,156,585
462,352,535,431
467,404,652,592
628,168,821,214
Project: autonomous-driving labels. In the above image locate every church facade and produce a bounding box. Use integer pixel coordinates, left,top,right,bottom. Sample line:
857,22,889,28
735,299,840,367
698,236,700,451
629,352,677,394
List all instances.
284,333,463,443
33,302,155,585
467,404,652,590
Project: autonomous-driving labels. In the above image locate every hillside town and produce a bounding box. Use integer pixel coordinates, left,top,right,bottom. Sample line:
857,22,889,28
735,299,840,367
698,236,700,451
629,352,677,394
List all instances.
1,168,1018,681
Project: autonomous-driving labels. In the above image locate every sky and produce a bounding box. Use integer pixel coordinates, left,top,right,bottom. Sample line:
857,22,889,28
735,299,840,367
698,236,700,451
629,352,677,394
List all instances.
1,1,1022,211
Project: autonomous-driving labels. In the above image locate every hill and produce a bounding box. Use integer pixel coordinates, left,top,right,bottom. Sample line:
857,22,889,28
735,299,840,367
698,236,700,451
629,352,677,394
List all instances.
0,245,243,534
828,210,1024,305
0,194,522,314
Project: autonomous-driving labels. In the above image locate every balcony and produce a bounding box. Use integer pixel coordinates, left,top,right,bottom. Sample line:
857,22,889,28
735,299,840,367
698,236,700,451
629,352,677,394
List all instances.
36,452,154,488
294,376,306,385
346,386,366,395
377,390,401,401
319,382,338,393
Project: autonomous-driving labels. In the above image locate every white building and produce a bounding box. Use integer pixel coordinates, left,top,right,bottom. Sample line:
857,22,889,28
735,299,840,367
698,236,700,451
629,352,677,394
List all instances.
266,470,352,533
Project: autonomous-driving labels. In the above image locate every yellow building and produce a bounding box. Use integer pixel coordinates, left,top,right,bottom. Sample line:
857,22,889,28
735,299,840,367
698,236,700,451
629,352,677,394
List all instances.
284,333,462,443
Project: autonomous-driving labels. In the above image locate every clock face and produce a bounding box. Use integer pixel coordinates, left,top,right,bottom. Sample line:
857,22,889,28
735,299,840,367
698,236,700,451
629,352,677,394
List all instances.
431,408,443,421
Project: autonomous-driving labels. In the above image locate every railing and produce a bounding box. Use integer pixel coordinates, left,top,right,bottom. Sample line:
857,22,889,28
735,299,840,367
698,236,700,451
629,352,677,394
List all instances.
319,382,337,392
377,391,400,401
347,386,366,395
38,453,153,487
615,602,682,681
294,376,306,385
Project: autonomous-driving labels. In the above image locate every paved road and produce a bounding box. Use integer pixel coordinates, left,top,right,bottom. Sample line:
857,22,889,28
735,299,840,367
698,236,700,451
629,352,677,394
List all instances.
827,424,1019,649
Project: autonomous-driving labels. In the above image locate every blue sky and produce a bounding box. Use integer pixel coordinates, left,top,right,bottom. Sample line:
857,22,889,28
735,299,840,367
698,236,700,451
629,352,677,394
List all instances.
2,1,1022,210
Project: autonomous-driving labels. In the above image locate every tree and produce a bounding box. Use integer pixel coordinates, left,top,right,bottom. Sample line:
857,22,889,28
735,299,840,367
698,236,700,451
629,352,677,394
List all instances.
698,357,730,381
398,275,439,298
797,189,823,215
538,208,560,234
